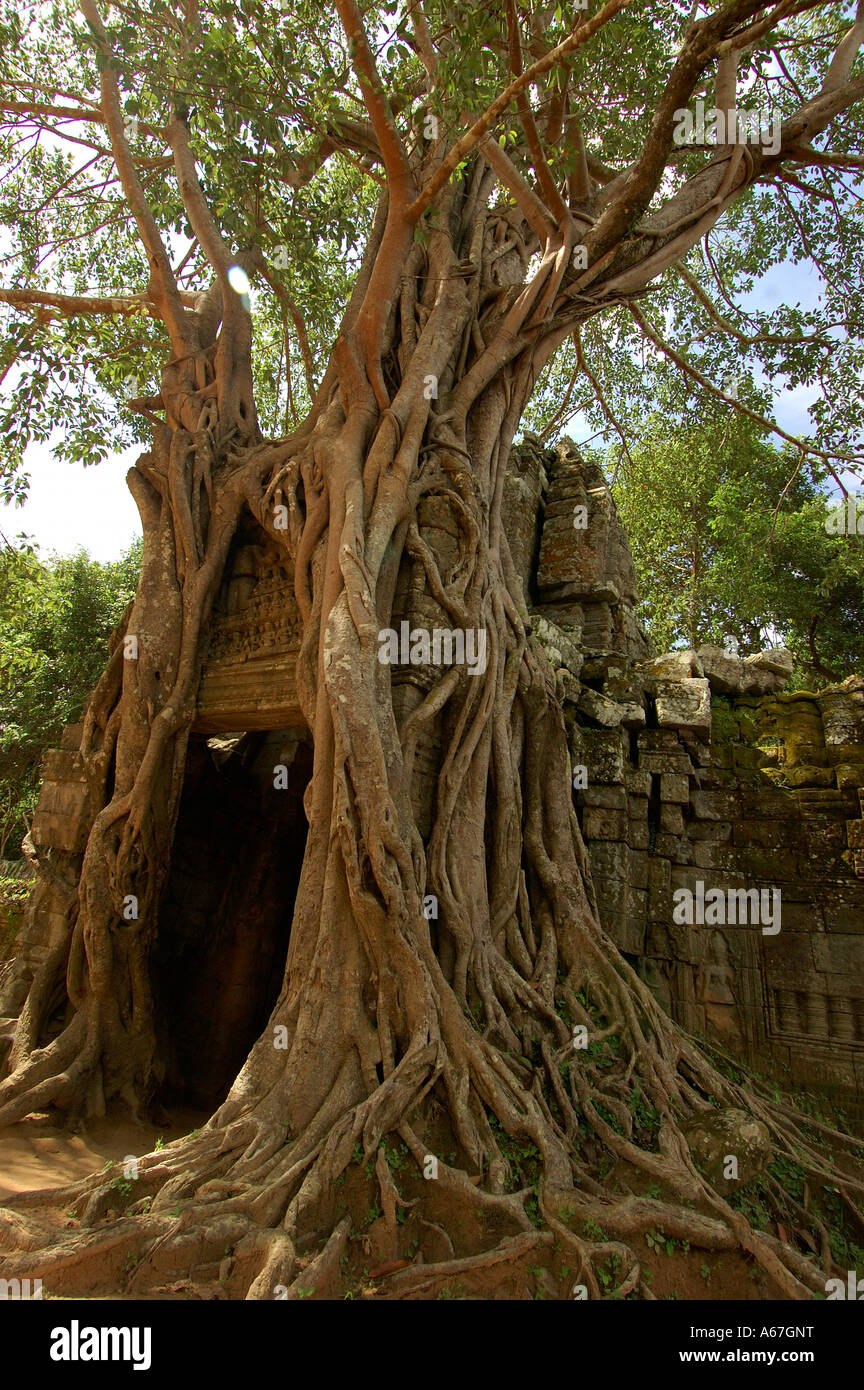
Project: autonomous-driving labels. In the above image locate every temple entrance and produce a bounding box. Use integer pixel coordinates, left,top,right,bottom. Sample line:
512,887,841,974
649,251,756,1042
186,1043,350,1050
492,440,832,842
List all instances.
153,728,312,1109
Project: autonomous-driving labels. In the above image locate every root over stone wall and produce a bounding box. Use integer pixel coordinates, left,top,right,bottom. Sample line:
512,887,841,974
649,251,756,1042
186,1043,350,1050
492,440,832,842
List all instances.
4,438,863,1125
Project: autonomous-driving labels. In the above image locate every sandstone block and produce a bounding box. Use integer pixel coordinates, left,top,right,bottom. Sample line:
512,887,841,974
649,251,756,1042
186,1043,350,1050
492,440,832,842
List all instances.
587,841,629,882
579,786,627,810
660,773,689,804
847,820,864,849
625,769,651,797
683,1108,771,1190
690,790,734,820
654,678,711,742
583,807,629,840
629,821,649,850
638,751,694,775
641,650,703,681
696,644,745,695
576,728,628,784
577,686,644,729
782,765,835,789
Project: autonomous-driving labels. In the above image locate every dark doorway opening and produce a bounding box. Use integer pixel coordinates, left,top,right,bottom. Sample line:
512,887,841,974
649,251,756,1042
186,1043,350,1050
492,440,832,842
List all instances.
153,729,312,1109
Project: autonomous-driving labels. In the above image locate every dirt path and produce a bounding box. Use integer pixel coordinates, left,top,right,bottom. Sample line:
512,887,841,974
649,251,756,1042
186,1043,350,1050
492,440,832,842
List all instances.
0,1110,207,1201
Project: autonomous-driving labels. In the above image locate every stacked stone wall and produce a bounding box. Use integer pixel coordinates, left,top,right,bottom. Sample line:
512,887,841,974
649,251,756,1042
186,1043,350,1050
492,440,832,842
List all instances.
4,435,862,1122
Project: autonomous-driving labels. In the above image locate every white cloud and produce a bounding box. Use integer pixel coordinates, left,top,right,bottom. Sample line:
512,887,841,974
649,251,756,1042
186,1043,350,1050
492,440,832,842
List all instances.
3,441,141,562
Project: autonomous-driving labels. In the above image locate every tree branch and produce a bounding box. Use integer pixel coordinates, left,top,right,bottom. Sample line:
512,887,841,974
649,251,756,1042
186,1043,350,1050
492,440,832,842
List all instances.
479,135,555,244
78,0,189,351
566,107,592,204
252,257,317,399
0,100,109,124
0,287,151,320
597,64,864,300
674,263,837,349
820,0,864,94
407,0,636,221
334,0,415,205
574,325,634,468
407,0,438,85
628,303,861,486
167,117,234,281
583,0,770,263
790,147,864,172
505,0,570,225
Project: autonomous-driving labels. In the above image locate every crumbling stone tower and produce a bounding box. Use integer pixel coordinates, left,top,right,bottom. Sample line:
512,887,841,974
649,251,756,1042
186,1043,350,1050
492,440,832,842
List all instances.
3,438,863,1121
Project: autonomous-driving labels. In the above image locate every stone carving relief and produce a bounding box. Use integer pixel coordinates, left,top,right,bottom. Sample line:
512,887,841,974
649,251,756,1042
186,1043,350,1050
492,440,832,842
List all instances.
207,535,302,667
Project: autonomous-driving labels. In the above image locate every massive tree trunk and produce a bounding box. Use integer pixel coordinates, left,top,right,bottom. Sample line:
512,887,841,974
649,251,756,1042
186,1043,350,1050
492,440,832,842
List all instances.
1,159,863,1300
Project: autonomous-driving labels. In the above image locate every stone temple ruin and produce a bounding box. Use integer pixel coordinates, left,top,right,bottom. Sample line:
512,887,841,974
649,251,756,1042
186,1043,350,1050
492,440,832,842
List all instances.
2,438,863,1120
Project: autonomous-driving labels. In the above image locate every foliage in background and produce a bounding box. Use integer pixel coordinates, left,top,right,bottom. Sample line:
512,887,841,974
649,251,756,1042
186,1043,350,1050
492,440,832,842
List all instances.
1,0,863,506
611,400,864,683
0,538,141,856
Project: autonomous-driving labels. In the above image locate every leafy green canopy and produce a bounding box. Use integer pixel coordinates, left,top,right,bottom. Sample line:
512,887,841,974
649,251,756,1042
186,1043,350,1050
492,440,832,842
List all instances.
611,403,864,681
0,0,863,503
0,540,140,855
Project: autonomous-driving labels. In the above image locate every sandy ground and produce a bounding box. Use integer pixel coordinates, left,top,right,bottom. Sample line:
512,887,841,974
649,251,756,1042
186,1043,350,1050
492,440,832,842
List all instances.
0,1110,207,1201
0,1114,784,1300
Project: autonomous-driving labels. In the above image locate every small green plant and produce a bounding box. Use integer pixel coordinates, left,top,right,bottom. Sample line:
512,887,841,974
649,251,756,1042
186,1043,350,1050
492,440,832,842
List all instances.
644,1230,675,1256
593,1101,624,1136
629,1086,661,1145
381,1137,411,1173
596,1252,622,1296
597,1152,614,1179
729,1180,771,1231
525,1191,543,1228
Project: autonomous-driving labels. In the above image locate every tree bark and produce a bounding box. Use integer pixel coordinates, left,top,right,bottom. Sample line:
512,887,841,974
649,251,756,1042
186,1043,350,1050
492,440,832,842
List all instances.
1,169,863,1302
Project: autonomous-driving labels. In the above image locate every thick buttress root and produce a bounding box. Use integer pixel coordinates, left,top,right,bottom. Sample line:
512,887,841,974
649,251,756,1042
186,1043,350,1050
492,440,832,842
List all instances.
3,175,864,1301
2,825,863,1303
